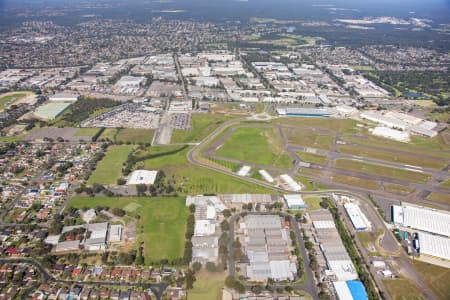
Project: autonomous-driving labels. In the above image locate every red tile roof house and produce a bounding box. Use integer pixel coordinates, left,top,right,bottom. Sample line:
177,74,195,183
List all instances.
5,247,21,257
72,267,83,278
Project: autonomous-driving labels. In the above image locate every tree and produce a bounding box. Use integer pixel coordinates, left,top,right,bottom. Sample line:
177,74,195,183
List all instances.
222,209,231,218
111,207,126,217
220,220,229,231
136,184,147,195
185,269,196,290
233,280,246,294
117,178,126,185
225,275,235,288
205,262,217,272
192,262,202,273
251,285,263,294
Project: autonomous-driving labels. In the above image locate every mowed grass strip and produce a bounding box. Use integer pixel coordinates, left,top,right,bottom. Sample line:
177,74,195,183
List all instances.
171,114,234,143
342,134,450,160
412,260,450,300
138,145,273,194
75,127,101,137
332,174,380,190
426,192,450,205
296,151,328,165
338,145,446,170
383,279,426,300
439,178,450,189
67,196,188,263
187,271,225,300
216,127,292,169
87,145,134,185
384,184,415,195
333,159,431,183
283,128,334,150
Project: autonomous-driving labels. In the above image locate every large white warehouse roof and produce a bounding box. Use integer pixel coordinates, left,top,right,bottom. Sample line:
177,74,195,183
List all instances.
419,232,450,260
126,170,158,185
392,204,450,237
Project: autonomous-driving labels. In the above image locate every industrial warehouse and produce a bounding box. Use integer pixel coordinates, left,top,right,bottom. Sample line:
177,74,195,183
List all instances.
238,215,298,282
392,203,450,261
309,209,368,300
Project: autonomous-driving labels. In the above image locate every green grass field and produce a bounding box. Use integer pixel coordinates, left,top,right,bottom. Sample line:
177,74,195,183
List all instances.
136,145,273,194
67,196,188,263
0,92,27,111
75,127,101,137
284,128,334,150
115,128,154,144
187,271,225,300
171,114,234,143
412,260,450,300
334,159,431,183
332,174,380,190
98,128,118,141
338,145,446,170
296,151,328,165
303,196,321,211
216,127,292,169
87,145,134,185
96,128,154,144
383,279,426,300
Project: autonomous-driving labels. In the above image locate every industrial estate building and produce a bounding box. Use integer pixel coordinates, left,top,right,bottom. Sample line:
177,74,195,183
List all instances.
185,195,222,264
392,203,450,261
126,170,159,185
309,209,368,300
283,194,307,210
344,202,371,231
239,215,298,282
45,222,122,252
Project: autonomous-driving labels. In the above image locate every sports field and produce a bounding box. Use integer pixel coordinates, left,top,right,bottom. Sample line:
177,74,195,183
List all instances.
0,92,27,111
136,145,273,194
67,196,188,263
333,159,432,183
216,127,292,169
171,114,234,143
187,271,225,300
87,145,134,185
383,279,426,300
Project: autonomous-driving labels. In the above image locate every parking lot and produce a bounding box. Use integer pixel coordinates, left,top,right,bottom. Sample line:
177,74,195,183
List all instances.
169,112,191,129
81,103,161,129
